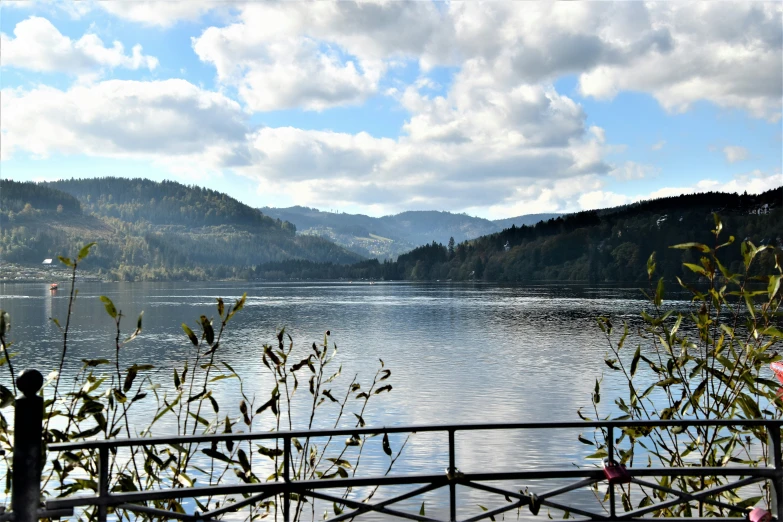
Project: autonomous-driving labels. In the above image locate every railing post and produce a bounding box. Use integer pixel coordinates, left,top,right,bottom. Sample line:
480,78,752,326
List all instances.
97,446,109,522
607,426,615,519
283,436,291,522
448,429,456,522
770,422,782,520
12,369,44,522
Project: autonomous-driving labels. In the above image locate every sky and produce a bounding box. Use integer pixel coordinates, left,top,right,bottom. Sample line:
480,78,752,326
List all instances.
1,0,781,219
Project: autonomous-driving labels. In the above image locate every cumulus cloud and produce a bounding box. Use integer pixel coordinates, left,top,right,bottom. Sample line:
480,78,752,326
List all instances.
185,1,781,120
230,64,613,212
0,80,252,174
0,16,158,74
98,1,217,27
576,3,782,121
609,161,658,181
723,145,749,163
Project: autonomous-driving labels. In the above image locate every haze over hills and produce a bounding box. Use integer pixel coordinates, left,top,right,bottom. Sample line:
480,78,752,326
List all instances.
260,206,561,259
0,178,363,280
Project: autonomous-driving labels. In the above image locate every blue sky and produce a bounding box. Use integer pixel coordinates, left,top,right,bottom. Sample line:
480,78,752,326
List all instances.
1,1,781,218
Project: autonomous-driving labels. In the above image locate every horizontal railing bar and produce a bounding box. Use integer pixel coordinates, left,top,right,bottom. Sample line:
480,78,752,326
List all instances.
46,474,449,509
49,418,781,450
46,465,769,511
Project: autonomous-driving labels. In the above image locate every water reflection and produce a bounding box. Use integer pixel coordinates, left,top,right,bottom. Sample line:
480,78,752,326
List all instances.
0,281,701,518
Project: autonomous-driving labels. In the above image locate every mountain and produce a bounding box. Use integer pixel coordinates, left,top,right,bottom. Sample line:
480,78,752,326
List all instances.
259,206,558,259
491,213,562,230
0,178,362,281
254,188,783,282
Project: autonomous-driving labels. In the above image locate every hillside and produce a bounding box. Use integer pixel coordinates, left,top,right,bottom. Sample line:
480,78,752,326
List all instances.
1,178,363,281
259,206,558,259
492,213,562,230
254,188,783,282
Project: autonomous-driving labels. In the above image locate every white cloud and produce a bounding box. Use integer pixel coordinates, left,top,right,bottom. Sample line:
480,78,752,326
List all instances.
723,145,749,163
98,1,217,28
609,161,658,181
0,16,158,74
0,80,251,175
186,1,781,120
1,0,217,27
576,3,782,121
651,140,666,151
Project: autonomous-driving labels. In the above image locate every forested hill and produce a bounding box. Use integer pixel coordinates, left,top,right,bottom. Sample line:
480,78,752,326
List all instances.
259,206,558,260
1,178,362,281
254,188,783,282
492,213,561,230
48,178,293,231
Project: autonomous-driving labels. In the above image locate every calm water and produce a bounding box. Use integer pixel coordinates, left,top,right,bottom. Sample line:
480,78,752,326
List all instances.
0,281,702,519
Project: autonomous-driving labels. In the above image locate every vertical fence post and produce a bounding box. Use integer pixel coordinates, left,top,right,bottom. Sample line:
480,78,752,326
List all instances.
12,369,44,522
283,436,291,522
448,429,456,522
770,422,783,520
97,446,109,522
607,426,615,519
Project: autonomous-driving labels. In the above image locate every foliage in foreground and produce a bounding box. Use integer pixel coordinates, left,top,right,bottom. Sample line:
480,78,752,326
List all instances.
583,214,783,516
0,244,402,521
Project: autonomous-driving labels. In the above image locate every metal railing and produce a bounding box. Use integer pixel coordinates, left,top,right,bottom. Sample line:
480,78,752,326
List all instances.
5,369,783,522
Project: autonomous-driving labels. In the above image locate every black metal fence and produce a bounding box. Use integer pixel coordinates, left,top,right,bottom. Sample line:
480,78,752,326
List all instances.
4,369,783,522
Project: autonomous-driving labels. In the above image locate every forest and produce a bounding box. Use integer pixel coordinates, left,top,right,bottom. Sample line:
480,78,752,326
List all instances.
3,178,780,283
255,187,783,283
0,178,361,281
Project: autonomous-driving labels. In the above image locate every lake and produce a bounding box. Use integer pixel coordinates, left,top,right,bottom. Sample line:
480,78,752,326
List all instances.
0,281,731,519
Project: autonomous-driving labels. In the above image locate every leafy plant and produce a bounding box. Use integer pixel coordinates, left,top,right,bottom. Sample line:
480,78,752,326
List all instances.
582,214,783,516
0,243,405,521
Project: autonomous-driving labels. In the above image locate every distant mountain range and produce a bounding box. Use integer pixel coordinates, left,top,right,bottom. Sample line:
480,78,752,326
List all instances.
259,206,561,259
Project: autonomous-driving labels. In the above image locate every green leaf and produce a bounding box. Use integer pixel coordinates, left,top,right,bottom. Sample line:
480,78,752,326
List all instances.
123,367,137,393
200,315,214,345
420,502,425,516
216,297,225,318
0,310,9,336
58,256,73,268
646,252,656,278
382,432,392,456
182,323,199,346
202,448,235,464
769,275,781,300
578,434,594,445
77,242,97,262
630,345,641,378
82,358,110,367
99,296,117,319
670,242,711,253
712,213,723,236
374,384,392,394
654,277,664,307
683,263,708,277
